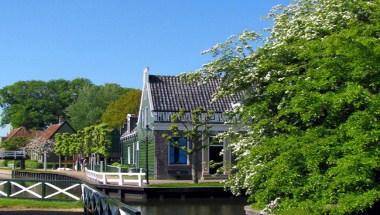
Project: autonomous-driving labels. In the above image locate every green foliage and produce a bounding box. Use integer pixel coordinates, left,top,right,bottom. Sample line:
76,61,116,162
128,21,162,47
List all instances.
0,160,7,167
101,90,141,129
55,133,83,157
111,162,129,169
149,182,223,188
54,123,112,157
189,0,380,214
162,108,213,183
25,160,42,169
65,84,129,130
0,137,30,150
0,79,92,129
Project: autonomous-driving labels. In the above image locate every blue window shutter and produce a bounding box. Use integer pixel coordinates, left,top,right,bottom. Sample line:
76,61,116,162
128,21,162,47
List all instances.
169,137,188,164
178,138,187,164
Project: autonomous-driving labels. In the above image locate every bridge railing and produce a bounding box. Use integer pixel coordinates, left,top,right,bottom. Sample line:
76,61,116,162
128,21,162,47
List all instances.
0,178,141,215
85,168,145,187
82,183,140,215
0,150,26,159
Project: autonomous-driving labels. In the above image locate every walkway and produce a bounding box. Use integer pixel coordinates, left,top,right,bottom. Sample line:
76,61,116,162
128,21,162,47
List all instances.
0,169,11,179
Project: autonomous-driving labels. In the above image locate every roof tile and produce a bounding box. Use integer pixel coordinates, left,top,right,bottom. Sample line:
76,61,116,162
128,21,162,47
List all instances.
149,75,241,112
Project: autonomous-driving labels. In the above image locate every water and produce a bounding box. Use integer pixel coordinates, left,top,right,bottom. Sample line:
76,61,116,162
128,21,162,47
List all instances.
126,197,247,215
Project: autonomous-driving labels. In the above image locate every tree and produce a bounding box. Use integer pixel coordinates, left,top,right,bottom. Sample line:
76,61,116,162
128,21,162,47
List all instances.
0,79,92,129
0,137,30,150
55,123,112,159
55,133,83,158
187,0,380,214
65,84,128,130
162,108,213,184
26,136,55,169
101,90,141,129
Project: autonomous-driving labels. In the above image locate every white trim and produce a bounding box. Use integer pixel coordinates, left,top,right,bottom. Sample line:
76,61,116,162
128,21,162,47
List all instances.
146,73,154,114
137,67,149,129
152,122,238,132
208,137,224,174
128,147,131,164
132,142,135,164
0,181,8,197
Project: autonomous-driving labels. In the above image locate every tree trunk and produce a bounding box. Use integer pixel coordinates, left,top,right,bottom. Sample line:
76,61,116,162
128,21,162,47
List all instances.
191,152,199,184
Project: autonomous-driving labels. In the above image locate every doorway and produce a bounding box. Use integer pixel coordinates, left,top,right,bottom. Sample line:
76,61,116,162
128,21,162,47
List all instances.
209,137,223,175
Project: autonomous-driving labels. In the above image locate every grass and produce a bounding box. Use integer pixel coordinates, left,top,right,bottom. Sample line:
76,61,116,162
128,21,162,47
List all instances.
149,181,224,188
0,198,83,209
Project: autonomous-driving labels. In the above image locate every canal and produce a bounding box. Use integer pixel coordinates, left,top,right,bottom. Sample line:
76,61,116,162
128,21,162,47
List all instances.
125,197,247,215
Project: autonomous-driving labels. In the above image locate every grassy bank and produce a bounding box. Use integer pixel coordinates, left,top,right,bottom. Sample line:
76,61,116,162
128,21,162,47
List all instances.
149,182,224,188
0,198,83,209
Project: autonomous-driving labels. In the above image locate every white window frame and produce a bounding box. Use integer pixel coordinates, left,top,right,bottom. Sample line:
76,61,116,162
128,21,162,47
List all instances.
127,146,131,165
208,136,224,173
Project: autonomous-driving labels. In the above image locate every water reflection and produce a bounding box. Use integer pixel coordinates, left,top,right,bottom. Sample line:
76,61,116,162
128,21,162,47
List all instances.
126,198,247,215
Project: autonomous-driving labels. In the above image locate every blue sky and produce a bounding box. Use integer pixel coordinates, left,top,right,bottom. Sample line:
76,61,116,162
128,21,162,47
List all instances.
0,0,290,136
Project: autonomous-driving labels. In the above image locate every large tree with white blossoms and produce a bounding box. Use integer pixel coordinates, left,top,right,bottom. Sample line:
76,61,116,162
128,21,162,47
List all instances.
186,0,380,214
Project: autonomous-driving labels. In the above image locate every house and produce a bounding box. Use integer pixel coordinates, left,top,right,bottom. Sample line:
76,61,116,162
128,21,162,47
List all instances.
28,117,75,163
4,127,41,141
121,68,241,180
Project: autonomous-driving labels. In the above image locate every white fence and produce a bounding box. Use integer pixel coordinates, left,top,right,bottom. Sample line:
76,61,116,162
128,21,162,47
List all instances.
0,180,81,200
0,150,26,159
85,168,145,187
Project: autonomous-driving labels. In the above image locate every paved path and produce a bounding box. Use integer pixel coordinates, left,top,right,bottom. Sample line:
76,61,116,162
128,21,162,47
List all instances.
0,169,11,179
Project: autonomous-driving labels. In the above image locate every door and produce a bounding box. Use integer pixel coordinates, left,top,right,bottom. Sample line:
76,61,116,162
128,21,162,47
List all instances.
209,137,223,174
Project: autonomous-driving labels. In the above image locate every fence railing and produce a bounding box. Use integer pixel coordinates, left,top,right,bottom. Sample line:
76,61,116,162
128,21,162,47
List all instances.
85,168,145,187
0,150,26,159
0,179,141,215
82,183,140,215
0,179,82,201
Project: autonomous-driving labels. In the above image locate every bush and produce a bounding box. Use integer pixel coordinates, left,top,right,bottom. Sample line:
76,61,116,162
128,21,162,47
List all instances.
47,162,59,169
0,160,7,167
25,160,42,169
111,162,129,169
6,160,20,168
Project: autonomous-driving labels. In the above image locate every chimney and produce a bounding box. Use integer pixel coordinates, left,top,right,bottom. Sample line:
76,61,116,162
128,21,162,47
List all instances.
58,116,65,124
127,114,138,133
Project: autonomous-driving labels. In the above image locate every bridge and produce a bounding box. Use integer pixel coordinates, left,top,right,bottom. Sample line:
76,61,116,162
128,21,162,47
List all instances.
0,178,141,215
0,150,26,160
0,150,27,169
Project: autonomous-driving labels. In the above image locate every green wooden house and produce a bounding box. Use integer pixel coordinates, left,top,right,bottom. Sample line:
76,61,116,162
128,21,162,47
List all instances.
121,68,241,180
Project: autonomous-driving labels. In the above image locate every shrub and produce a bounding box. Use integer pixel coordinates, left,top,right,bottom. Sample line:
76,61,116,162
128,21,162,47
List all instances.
0,160,7,167
25,160,42,169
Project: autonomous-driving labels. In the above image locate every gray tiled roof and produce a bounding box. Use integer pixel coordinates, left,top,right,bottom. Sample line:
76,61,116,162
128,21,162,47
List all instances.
149,75,241,112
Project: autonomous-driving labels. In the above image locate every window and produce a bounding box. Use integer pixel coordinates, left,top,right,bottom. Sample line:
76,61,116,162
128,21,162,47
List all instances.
169,137,188,165
128,147,131,164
